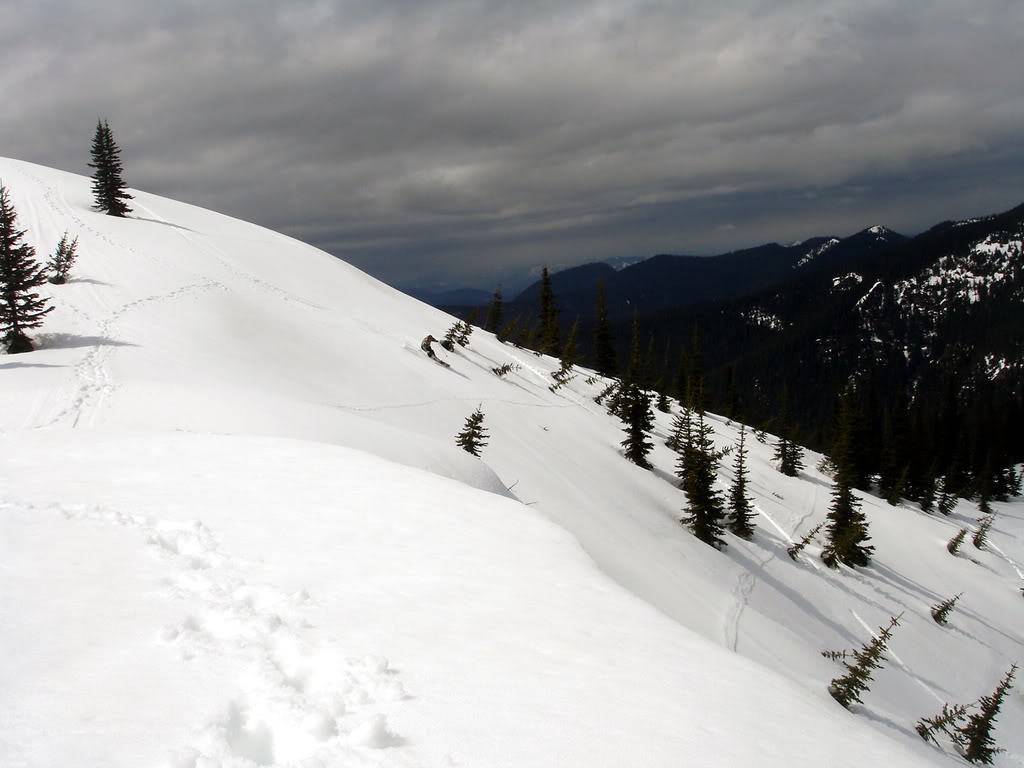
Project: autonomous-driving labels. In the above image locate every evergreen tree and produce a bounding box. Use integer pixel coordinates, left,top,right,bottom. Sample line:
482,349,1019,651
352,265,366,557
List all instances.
560,316,582,369
930,593,963,625
686,326,705,412
916,702,970,746
88,119,133,217
672,405,696,495
455,406,489,457
727,424,756,538
788,521,824,560
671,344,689,402
821,393,874,568
497,313,519,344
0,184,54,353
624,310,642,386
619,381,654,469
456,318,474,346
592,279,616,376
538,266,559,355
483,285,504,333
955,665,1016,764
827,614,901,708
47,230,79,284
937,477,958,515
441,321,460,351
681,409,726,548
655,338,672,413
947,528,968,555
514,315,536,349
773,385,804,476
724,364,740,421
919,471,937,514
642,333,657,391
972,515,994,549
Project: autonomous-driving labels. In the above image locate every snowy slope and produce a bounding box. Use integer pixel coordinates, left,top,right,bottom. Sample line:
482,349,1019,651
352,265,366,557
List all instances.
1,158,1021,767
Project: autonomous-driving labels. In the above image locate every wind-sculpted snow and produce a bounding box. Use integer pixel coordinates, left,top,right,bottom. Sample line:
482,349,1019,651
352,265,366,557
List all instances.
1,158,1020,767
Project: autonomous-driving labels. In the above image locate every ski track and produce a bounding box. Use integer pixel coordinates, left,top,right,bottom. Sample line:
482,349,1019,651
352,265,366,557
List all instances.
719,480,819,650
8,167,228,431
850,609,945,706
132,201,328,313
33,500,416,768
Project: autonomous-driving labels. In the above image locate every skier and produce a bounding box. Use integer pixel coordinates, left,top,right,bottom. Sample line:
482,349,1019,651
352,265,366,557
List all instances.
421,334,439,359
421,334,449,367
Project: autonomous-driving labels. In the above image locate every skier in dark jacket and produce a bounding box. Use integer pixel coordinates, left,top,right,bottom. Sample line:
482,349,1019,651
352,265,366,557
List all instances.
421,334,439,360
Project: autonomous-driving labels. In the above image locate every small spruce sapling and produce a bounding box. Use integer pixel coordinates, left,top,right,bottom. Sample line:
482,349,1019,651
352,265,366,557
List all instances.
47,231,79,284
972,516,994,549
916,702,970,746
455,406,488,457
955,664,1016,764
827,613,902,709
492,362,520,378
441,322,459,351
455,320,473,346
947,528,968,555
788,521,824,561
930,593,963,625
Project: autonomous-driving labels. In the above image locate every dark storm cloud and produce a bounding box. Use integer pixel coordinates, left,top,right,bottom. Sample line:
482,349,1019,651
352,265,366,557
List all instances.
4,1,1023,288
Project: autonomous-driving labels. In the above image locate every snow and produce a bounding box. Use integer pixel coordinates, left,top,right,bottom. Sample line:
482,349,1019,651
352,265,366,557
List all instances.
1,157,1022,767
794,237,839,269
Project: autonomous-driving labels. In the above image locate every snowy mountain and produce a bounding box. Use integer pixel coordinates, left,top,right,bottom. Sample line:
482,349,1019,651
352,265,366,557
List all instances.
1,158,1021,768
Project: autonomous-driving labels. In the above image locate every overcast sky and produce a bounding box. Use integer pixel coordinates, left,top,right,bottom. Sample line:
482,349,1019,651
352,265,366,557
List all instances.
4,1,1023,290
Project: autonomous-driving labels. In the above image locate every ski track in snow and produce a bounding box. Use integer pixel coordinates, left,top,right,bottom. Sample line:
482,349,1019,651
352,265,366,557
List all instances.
850,609,945,706
37,500,415,768
132,201,328,313
720,481,820,651
8,168,229,431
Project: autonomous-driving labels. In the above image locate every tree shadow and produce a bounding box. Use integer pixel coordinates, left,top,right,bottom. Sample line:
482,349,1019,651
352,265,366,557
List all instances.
66,277,112,286
33,333,138,350
865,561,942,604
0,361,67,370
728,544,863,646
855,704,927,743
132,216,196,233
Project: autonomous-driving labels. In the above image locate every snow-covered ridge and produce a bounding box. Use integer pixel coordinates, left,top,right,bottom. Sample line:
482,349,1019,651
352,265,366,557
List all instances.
1,158,1021,768
794,237,840,269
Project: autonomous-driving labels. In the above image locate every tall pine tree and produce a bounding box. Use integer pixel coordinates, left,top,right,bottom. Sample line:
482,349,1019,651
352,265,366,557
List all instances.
956,665,1016,764
538,266,559,355
592,279,616,376
821,392,874,568
681,408,726,548
727,424,756,538
88,119,133,217
0,185,54,353
483,285,504,333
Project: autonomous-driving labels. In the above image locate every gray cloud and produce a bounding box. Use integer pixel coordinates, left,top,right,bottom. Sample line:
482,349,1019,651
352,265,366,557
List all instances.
3,0,1023,289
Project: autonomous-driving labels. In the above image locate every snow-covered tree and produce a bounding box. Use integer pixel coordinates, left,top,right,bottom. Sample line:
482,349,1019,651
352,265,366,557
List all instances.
0,184,54,353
